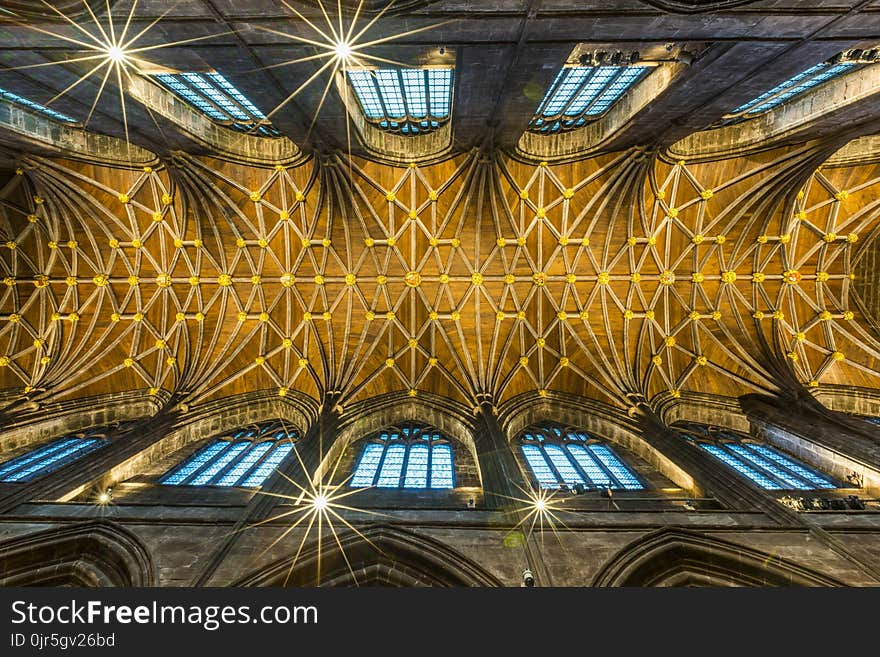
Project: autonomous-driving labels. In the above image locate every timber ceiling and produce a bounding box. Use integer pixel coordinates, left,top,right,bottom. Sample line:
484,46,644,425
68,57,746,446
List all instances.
0,1,879,415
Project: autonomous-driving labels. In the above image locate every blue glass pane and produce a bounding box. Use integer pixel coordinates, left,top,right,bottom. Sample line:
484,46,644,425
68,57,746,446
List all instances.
700,444,781,490
403,443,429,488
544,444,585,487
0,87,77,124
542,67,590,115
565,67,616,115
161,439,228,485
745,444,835,490
531,65,648,131
731,62,858,116
588,444,643,490
430,444,454,489
401,69,427,118
188,442,249,485
215,441,273,486
427,68,452,118
0,438,79,479
347,67,452,134
727,444,808,489
153,72,278,136
566,444,613,488
0,438,105,483
375,70,406,118
522,444,558,488
208,72,266,118
348,70,384,119
239,442,294,488
587,66,649,115
376,443,406,487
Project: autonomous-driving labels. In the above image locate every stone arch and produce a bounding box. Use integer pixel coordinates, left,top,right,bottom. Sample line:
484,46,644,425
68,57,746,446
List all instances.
98,390,319,490
592,527,844,587
0,389,161,456
321,392,480,485
234,524,501,587
656,391,750,433
500,393,695,491
0,520,155,586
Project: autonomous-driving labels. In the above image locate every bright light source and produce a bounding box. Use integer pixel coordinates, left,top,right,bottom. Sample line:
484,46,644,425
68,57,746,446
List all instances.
334,41,352,61
106,45,126,64
97,491,112,505
534,498,546,512
313,494,328,511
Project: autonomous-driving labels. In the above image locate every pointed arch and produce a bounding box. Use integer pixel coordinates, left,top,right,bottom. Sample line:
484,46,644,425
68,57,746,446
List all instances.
592,527,844,587
0,520,155,586
234,524,501,587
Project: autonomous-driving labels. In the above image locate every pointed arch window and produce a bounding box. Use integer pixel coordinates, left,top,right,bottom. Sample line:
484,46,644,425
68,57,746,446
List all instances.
0,87,77,125
529,64,651,134
0,425,118,483
720,49,877,124
346,67,453,135
518,424,644,490
675,422,838,491
152,71,280,137
161,420,297,488
350,423,454,489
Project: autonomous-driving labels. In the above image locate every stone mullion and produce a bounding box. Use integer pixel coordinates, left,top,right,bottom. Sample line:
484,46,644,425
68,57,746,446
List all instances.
191,399,340,586
0,412,178,514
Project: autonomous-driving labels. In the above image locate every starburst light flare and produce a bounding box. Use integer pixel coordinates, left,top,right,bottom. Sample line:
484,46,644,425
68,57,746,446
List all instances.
244,434,388,587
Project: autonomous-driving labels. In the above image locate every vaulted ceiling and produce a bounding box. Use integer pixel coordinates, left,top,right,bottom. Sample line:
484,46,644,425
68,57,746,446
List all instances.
0,0,879,415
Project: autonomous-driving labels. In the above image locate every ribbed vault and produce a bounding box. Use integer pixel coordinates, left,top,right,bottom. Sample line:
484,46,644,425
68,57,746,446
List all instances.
1,137,879,414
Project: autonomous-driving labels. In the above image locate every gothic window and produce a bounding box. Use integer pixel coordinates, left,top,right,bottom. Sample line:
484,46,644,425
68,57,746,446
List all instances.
350,423,455,489
676,422,838,491
0,426,111,483
0,87,77,124
721,49,876,123
152,71,280,136
346,67,453,135
160,420,297,487
529,64,651,134
518,424,644,490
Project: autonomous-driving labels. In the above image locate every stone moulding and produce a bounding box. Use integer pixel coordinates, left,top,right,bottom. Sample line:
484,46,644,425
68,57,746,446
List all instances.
126,76,305,168
592,526,845,586
0,103,157,168
666,65,880,163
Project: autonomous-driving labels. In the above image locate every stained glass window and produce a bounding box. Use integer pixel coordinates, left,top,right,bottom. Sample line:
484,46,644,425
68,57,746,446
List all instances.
161,420,297,487
0,87,78,124
350,423,455,489
676,422,838,491
529,65,651,134
0,426,113,483
346,67,453,135
152,71,280,137
722,51,874,123
518,425,644,490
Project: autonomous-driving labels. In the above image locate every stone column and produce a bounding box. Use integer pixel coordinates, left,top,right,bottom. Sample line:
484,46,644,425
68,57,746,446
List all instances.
191,397,341,585
473,398,528,510
633,405,799,525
